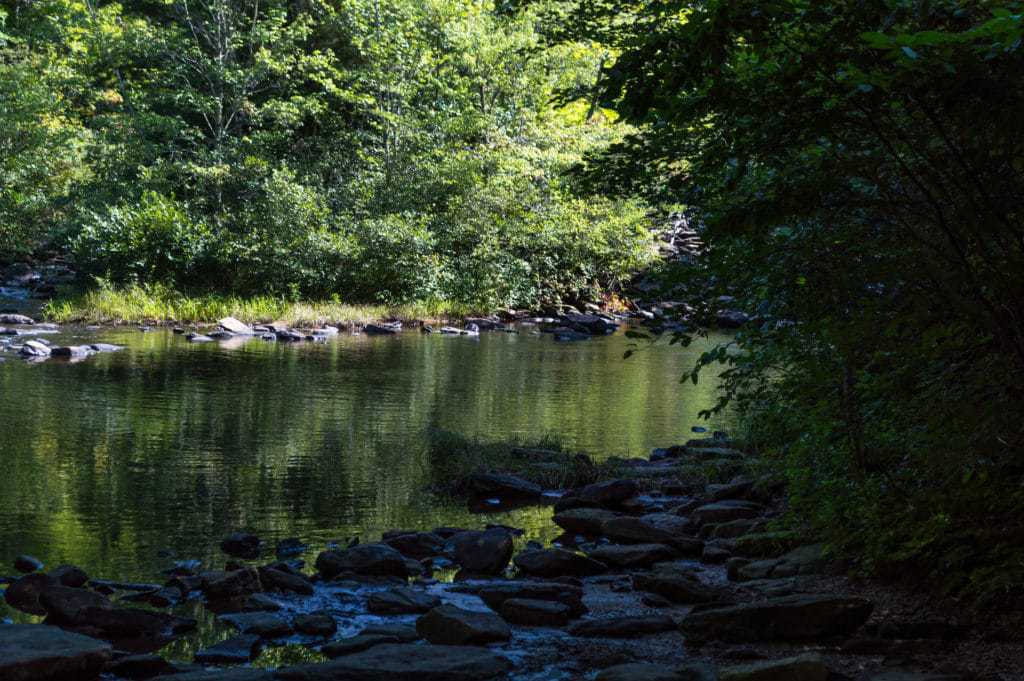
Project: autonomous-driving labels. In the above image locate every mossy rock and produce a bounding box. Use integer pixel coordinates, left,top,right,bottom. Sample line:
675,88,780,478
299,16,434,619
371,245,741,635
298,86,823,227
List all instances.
733,531,803,558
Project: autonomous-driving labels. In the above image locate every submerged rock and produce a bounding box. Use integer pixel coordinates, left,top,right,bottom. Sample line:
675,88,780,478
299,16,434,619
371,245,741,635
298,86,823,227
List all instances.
0,624,111,681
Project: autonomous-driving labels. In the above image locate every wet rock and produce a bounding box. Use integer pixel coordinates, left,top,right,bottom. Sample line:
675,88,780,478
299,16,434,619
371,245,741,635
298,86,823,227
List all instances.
220,533,261,559
19,340,50,357
553,507,622,535
416,605,511,646
14,555,43,573
316,543,409,578
634,570,719,604
601,516,697,550
367,587,442,615
384,532,445,560
51,345,96,358
258,566,314,595
66,605,196,646
513,548,607,577
364,322,402,335
89,343,123,353
193,634,261,665
321,634,399,658
0,314,34,325
719,653,828,681
473,581,587,616
293,611,337,637
452,528,514,575
185,334,214,343
466,472,543,501
200,568,262,601
49,565,89,588
0,624,111,681
597,663,716,681
220,612,294,638
360,623,421,642
569,614,677,638
690,501,763,526
38,586,110,625
736,545,825,581
679,594,873,643
144,587,182,607
587,543,677,569
499,598,573,626
577,479,640,508
4,573,57,615
104,653,174,679
279,643,511,681
701,545,732,564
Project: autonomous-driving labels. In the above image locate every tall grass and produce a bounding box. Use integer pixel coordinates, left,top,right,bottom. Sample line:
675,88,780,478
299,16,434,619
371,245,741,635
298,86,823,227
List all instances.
42,283,481,326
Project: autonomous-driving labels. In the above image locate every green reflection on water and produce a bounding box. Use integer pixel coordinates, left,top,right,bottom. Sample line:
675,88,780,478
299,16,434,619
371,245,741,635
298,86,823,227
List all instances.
0,327,730,587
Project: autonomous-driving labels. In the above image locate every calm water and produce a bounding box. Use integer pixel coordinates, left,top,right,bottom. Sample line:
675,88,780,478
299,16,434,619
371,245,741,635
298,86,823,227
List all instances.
0,325,729,584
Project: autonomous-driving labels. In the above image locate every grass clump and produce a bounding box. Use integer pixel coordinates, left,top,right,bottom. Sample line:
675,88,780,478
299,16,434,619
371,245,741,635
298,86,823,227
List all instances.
426,429,626,497
42,282,480,326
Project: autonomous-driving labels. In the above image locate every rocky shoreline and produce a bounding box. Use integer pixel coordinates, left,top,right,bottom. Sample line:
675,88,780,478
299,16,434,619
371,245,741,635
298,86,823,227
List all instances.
2,438,1010,681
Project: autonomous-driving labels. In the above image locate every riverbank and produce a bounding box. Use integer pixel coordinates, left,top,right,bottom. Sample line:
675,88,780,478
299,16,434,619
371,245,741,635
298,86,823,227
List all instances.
40,284,483,328
3,435,1018,680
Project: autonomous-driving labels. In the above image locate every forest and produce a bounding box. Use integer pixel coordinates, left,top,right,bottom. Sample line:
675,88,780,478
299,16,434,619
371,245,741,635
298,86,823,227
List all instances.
2,1,1024,674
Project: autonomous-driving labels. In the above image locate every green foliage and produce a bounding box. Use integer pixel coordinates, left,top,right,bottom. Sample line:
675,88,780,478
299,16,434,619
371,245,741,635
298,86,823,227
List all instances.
572,0,1024,600
0,0,654,306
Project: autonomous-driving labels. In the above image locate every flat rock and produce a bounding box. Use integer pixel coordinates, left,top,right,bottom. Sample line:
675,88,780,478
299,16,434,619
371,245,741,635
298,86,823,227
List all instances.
553,507,622,535
0,624,112,681
634,570,719,604
499,597,573,626
193,634,261,665
321,634,399,658
679,594,873,643
104,653,174,679
587,543,677,569
690,501,762,526
0,314,34,325
736,545,825,581
219,317,254,335
367,587,441,615
161,670,273,681
474,581,587,616
278,643,511,681
416,605,511,646
720,653,829,681
219,611,294,638
569,614,677,638
514,548,606,577
293,612,337,637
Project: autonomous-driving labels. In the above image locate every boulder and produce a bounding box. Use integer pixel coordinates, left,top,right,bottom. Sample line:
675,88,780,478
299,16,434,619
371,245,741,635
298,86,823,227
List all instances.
452,528,514,575
587,543,677,569
193,635,261,665
19,340,50,357
293,612,337,638
679,594,873,643
0,314,34,325
466,472,543,500
219,317,254,335
736,545,826,581
720,653,828,681
499,598,573,626
316,544,409,579
513,548,606,577
51,346,95,358
569,615,677,638
690,501,763,526
577,479,639,507
384,532,445,560
553,508,622,535
474,581,587,617
38,586,111,625
4,573,57,615
602,516,698,551
0,625,111,681
200,568,262,601
416,605,511,646
14,555,44,573
367,587,441,615
278,644,511,681
258,567,314,595
49,565,89,588
634,571,719,604
220,533,261,559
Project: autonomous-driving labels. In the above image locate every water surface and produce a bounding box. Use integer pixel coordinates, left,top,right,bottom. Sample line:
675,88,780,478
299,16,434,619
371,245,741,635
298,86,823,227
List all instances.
0,325,729,582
